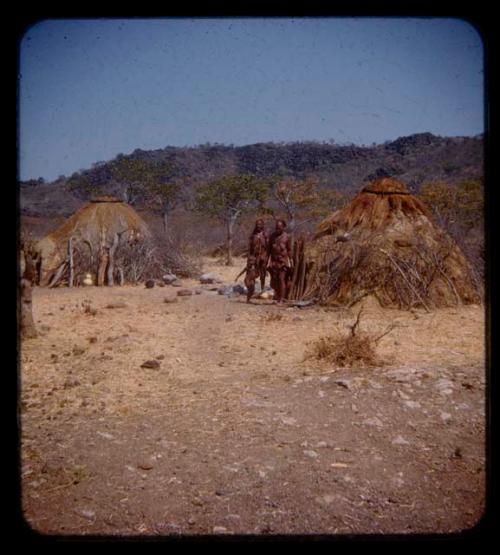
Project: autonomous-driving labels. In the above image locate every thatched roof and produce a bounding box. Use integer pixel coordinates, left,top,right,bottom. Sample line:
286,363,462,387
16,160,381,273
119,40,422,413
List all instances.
302,178,481,309
36,197,150,285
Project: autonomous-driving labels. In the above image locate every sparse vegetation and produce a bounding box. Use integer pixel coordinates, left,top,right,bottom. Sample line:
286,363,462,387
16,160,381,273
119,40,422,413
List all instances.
304,309,395,367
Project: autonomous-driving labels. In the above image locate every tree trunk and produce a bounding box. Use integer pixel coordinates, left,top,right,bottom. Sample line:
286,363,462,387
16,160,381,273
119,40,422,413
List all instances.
20,249,37,339
226,218,234,266
117,267,124,286
107,233,120,286
48,262,67,288
163,210,169,237
97,248,109,287
68,237,74,287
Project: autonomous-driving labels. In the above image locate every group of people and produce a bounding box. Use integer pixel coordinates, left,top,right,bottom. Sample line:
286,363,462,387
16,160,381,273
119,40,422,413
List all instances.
242,218,293,304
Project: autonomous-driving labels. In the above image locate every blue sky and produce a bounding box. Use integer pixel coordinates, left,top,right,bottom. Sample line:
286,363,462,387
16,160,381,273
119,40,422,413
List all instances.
18,17,484,182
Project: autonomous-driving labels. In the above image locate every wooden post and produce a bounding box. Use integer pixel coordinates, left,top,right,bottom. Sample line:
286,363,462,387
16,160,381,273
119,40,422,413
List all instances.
48,262,67,288
20,250,37,339
68,237,74,287
226,218,234,266
106,233,120,286
97,247,109,287
297,245,306,299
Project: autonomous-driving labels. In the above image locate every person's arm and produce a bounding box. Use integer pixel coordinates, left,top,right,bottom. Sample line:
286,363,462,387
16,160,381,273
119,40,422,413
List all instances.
266,234,273,267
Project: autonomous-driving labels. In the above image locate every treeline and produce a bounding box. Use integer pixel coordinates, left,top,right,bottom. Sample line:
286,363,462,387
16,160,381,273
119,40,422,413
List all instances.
19,133,484,276
21,133,483,204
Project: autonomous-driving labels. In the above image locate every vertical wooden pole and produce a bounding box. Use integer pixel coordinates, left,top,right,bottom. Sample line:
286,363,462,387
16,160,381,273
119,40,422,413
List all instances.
107,233,120,286
68,237,74,287
20,249,37,338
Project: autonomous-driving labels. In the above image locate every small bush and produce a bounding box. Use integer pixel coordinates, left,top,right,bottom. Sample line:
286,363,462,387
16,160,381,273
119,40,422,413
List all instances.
304,308,393,368
306,333,380,368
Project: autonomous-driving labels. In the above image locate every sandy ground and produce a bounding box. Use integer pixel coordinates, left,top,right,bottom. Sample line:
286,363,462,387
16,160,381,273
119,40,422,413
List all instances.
19,257,487,538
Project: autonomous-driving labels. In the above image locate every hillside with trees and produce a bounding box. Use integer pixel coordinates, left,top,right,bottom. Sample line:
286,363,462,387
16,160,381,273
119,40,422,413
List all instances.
19,132,484,280
20,133,483,218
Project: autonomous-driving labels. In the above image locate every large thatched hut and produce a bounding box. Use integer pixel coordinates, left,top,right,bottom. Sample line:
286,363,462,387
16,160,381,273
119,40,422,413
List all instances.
295,178,481,309
35,196,151,286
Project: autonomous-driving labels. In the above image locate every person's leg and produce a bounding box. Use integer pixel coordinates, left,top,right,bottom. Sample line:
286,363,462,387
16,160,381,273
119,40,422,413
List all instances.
259,262,266,291
245,271,255,303
277,268,287,303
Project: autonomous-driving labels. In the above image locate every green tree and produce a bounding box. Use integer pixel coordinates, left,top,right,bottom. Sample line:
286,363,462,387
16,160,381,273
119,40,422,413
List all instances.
146,178,183,236
67,172,101,199
111,156,181,235
194,174,268,265
267,176,347,235
109,156,154,206
419,180,483,231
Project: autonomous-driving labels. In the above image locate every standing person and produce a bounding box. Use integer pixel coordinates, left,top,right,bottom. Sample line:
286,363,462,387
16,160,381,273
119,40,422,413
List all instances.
267,219,293,304
244,218,269,302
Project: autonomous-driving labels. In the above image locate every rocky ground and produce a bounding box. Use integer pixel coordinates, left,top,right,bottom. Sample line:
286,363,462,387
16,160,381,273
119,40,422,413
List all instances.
18,258,487,538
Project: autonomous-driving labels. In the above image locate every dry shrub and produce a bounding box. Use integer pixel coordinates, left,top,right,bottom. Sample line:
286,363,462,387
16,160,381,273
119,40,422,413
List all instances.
114,234,202,283
307,333,380,368
304,309,394,368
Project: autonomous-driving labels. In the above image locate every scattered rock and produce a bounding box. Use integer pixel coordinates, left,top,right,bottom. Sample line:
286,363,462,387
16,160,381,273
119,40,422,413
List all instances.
96,431,114,440
362,417,384,427
403,400,421,409
141,359,161,369
137,461,154,470
194,289,203,295
316,494,336,507
440,412,452,422
200,273,220,284
72,346,86,356
171,280,183,287
145,280,156,289
105,302,127,309
213,526,229,534
392,435,410,445
63,378,80,389
218,285,233,296
177,289,193,297
156,355,165,360
435,378,454,392
164,297,178,303
280,416,297,426
87,336,98,343
334,379,352,390
157,282,165,288
162,273,177,285
75,508,96,520
303,450,319,459
232,283,247,295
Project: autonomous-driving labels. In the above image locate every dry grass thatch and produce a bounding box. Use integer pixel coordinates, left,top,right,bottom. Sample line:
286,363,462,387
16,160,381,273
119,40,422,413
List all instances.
301,178,481,309
35,197,151,286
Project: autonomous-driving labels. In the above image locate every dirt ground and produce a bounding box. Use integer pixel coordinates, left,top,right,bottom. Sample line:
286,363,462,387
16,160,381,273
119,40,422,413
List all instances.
19,257,487,538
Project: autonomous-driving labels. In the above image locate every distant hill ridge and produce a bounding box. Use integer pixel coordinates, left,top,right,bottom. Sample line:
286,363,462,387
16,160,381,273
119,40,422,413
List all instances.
20,132,483,218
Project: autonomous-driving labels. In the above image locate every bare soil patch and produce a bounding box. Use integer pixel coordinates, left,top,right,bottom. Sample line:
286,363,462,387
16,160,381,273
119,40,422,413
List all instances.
19,258,486,537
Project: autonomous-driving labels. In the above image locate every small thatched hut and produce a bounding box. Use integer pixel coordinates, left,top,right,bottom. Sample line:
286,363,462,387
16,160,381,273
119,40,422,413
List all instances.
35,196,151,286
296,178,481,309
